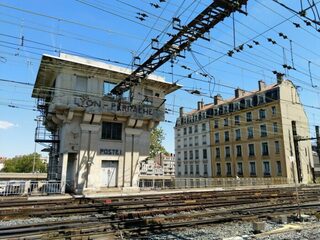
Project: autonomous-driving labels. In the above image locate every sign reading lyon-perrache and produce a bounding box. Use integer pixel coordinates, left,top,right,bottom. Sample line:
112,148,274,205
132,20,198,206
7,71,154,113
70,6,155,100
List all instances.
99,148,122,155
74,95,156,116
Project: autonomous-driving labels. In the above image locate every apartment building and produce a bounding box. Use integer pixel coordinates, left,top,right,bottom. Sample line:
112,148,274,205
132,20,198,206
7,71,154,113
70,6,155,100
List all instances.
210,77,313,183
32,53,180,194
174,102,212,177
174,76,313,184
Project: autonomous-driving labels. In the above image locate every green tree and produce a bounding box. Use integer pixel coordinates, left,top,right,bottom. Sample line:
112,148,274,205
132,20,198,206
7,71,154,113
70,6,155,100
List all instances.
1,153,47,173
149,126,168,158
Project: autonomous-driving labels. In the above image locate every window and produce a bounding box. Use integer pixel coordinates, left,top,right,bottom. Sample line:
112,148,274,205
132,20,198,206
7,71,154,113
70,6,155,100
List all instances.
202,135,207,145
195,150,199,160
189,126,192,134
246,112,252,122
226,163,232,176
214,119,219,128
246,99,252,107
177,152,181,161
250,162,256,176
225,131,230,142
196,165,199,175
273,122,278,133
225,146,231,158
202,123,206,131
258,95,265,104
101,122,122,140
216,147,220,158
215,132,220,143
234,102,240,110
263,161,270,176
190,165,194,174
260,124,267,137
224,118,229,126
276,161,282,175
204,164,208,175
262,142,269,156
189,150,193,160
275,141,280,154
259,109,266,119
237,162,243,176
235,129,241,140
194,125,198,133
272,106,276,115
184,138,187,147
203,149,207,159
223,105,229,113
184,151,187,160
248,143,255,156
75,76,87,92
194,136,199,146
247,127,254,139
103,81,116,95
144,88,153,105
183,128,187,135
189,137,193,147
216,163,221,176
235,115,240,125
236,145,242,157
184,165,188,175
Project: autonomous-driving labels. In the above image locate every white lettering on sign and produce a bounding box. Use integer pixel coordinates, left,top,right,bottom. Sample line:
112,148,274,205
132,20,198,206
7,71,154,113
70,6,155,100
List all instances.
99,149,122,155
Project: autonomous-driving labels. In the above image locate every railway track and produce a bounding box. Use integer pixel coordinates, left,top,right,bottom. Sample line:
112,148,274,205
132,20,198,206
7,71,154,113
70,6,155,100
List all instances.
0,186,319,239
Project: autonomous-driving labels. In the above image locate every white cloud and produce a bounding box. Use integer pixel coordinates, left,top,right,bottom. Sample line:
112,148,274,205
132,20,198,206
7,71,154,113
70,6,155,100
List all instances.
0,121,16,129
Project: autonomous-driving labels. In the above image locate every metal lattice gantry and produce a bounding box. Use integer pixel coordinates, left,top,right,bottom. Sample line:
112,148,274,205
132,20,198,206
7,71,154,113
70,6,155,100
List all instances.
111,0,248,96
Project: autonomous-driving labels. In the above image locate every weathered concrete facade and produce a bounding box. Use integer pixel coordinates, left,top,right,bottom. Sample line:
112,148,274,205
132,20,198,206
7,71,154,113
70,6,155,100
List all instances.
32,53,179,194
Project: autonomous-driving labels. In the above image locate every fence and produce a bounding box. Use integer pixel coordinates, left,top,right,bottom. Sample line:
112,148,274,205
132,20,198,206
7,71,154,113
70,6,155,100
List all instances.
138,177,290,190
0,180,62,196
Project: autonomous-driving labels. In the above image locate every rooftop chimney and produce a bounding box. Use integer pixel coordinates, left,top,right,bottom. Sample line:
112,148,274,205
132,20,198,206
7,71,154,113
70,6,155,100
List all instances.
276,73,284,84
258,80,267,91
214,94,223,105
235,88,246,98
179,107,184,117
197,100,204,110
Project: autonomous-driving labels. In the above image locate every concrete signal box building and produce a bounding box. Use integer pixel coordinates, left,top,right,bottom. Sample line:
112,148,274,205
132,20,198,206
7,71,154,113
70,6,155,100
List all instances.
32,53,180,194
175,77,313,184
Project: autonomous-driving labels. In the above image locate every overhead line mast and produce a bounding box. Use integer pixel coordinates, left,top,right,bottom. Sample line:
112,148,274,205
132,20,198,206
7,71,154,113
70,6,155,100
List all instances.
111,0,248,96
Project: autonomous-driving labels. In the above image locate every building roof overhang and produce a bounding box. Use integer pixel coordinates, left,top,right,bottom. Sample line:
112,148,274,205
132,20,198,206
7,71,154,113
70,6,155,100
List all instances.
32,53,181,98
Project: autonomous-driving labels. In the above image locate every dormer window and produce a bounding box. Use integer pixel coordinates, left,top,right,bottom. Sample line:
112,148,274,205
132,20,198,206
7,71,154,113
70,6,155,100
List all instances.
223,105,229,113
258,95,265,105
246,98,252,107
234,102,240,110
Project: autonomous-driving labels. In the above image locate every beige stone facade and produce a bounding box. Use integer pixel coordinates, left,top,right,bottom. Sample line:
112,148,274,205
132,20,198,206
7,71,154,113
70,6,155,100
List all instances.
32,53,179,194
175,77,313,184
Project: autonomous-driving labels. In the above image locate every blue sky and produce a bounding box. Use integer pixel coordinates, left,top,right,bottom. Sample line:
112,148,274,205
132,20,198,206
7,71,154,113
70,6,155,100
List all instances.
0,0,320,158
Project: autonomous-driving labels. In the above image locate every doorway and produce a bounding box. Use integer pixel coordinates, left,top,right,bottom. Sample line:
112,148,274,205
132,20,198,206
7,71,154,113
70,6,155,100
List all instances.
101,160,118,187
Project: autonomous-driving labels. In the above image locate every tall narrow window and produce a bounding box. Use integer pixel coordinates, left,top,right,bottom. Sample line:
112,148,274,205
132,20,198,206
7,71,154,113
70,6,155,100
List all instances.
263,161,271,176
225,131,230,142
259,109,266,119
235,129,241,140
226,163,232,176
248,144,255,156
235,115,240,125
273,122,278,133
275,141,280,154
237,162,243,176
276,161,282,175
250,162,256,176
225,146,231,158
247,127,254,139
215,132,220,143
260,124,267,137
262,142,269,156
246,112,252,122
216,163,221,176
236,145,242,157
203,149,207,159
216,147,220,158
